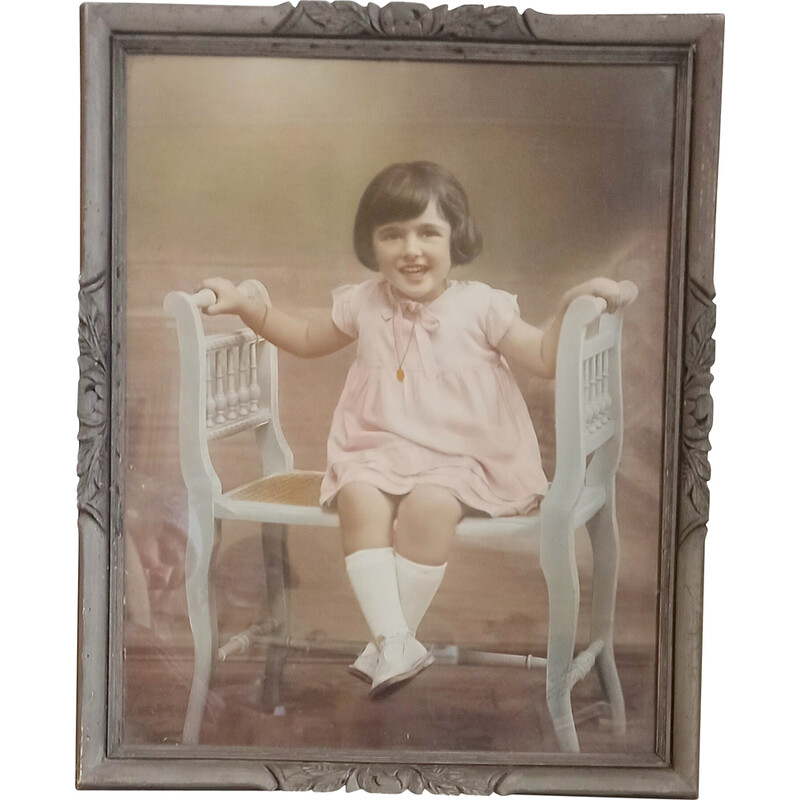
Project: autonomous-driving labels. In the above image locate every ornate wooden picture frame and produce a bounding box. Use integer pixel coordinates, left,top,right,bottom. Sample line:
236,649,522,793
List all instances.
78,2,722,794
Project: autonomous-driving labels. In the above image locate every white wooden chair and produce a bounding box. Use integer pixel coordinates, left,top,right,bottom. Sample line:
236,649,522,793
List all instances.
164,278,637,752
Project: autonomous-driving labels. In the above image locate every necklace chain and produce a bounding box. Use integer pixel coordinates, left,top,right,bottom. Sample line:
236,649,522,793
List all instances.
392,317,416,382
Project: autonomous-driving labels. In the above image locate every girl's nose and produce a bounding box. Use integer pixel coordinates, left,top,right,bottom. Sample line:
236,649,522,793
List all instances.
402,234,423,257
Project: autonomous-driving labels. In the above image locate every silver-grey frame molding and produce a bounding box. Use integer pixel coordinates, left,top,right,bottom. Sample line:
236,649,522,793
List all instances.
77,2,722,794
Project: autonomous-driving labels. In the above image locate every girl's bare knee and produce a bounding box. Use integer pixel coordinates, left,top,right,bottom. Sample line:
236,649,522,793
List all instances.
338,482,389,518
395,485,462,563
398,485,462,528
336,482,396,555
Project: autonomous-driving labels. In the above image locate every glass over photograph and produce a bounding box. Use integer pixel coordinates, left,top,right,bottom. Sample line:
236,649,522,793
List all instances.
121,53,674,757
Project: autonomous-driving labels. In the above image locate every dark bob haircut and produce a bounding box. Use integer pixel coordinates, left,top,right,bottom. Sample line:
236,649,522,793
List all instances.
353,161,483,271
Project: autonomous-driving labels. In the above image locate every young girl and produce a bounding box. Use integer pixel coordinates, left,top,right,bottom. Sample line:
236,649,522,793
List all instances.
201,161,623,697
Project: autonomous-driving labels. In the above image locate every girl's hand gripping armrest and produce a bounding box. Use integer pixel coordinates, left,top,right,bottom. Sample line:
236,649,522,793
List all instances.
200,277,247,316
199,276,354,359
496,277,628,380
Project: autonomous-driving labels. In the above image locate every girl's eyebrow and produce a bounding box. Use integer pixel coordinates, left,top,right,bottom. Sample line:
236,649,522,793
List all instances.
374,223,403,237
375,220,447,233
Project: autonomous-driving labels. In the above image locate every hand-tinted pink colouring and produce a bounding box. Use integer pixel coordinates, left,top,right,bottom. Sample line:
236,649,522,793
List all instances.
320,278,548,516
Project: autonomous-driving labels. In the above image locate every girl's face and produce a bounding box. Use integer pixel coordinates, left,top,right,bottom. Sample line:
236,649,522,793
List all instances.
371,199,452,303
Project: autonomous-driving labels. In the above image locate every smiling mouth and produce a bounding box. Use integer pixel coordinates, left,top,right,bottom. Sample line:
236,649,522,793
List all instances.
399,265,428,277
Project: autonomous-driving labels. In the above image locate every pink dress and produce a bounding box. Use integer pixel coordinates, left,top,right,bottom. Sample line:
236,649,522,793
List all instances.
319,277,548,516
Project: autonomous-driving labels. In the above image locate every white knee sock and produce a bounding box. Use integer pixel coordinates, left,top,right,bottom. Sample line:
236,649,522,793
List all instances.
345,547,409,642
395,553,447,635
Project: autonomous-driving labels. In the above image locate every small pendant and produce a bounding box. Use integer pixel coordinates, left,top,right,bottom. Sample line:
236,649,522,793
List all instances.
396,368,404,382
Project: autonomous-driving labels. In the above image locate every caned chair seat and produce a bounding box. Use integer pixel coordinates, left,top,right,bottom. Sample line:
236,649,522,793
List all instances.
217,471,336,526
218,469,607,541
165,277,637,752
228,471,324,506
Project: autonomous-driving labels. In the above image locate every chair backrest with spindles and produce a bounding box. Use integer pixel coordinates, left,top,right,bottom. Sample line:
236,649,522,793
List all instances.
164,279,293,499
547,281,637,511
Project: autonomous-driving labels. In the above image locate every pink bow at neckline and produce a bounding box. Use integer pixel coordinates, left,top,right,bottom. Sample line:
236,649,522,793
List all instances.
395,297,441,332
382,286,442,379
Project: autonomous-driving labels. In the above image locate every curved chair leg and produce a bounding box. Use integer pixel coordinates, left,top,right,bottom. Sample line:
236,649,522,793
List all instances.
261,523,290,711
539,514,581,753
182,506,221,745
586,493,626,736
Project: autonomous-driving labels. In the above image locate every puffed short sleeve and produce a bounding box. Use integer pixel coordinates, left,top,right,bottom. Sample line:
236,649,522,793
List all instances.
331,284,358,338
484,287,520,348
331,282,369,339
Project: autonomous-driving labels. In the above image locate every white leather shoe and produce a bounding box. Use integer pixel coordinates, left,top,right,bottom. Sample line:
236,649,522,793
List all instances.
369,633,434,697
348,641,378,683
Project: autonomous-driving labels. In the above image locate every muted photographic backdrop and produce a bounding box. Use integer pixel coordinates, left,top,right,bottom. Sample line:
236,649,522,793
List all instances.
122,53,674,754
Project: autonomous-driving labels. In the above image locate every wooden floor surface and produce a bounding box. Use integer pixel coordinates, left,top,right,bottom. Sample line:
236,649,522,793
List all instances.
123,638,655,755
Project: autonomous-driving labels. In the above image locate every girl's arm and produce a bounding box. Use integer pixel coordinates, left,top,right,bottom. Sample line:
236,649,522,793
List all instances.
496,277,623,379
200,277,354,358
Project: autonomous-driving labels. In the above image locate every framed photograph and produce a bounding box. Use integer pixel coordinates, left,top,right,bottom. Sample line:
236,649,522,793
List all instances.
78,1,722,794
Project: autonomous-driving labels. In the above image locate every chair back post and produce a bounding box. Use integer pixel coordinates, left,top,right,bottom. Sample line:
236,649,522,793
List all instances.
585,280,637,487
543,281,637,512
544,294,607,513
163,289,224,501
